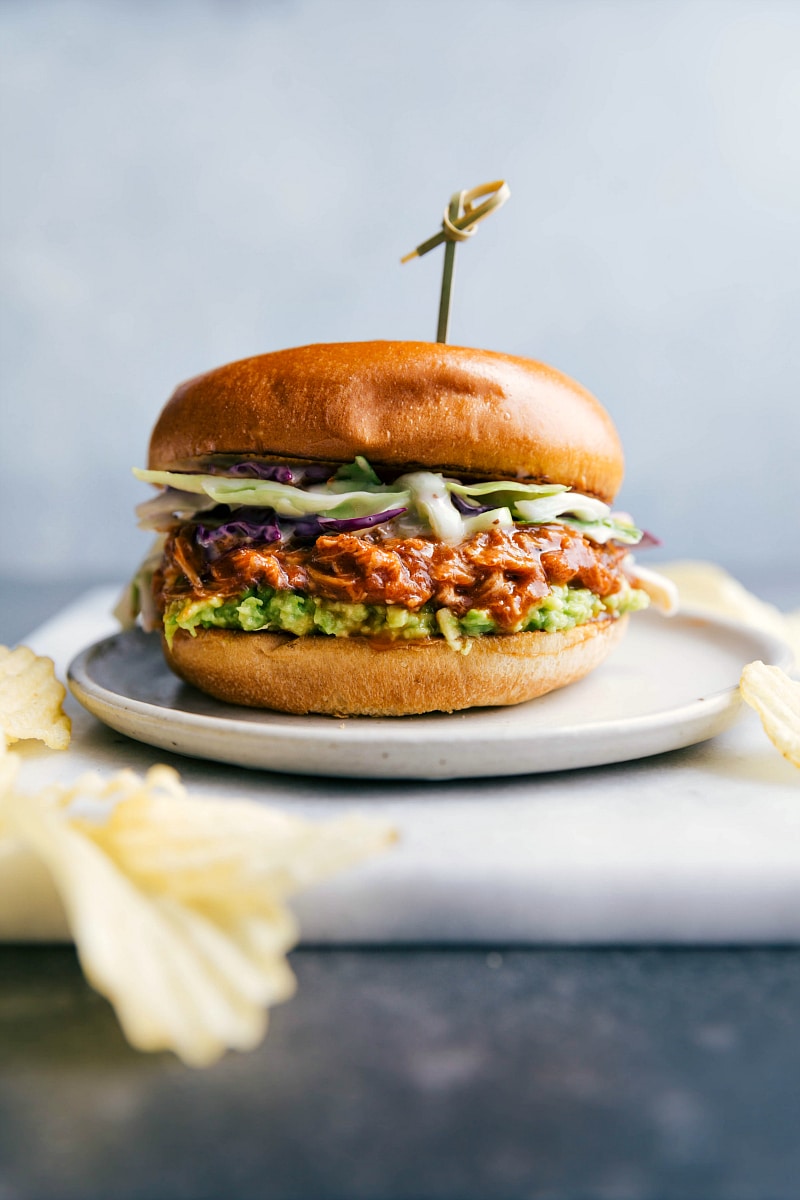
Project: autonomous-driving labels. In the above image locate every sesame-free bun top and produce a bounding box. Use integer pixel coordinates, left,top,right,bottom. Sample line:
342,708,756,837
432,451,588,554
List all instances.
148,341,624,501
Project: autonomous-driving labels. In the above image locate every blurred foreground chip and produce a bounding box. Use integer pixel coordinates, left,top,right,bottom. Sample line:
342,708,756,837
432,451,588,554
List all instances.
0,764,394,1066
740,662,800,769
0,645,71,750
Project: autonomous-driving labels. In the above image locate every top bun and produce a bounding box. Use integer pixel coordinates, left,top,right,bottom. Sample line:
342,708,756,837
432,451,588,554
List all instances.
148,341,624,501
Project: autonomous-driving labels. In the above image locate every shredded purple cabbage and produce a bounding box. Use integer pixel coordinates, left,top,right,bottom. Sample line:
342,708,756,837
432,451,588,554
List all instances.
193,504,406,553
195,509,283,552
223,461,334,485
225,462,295,483
301,464,336,483
451,493,493,516
293,507,407,538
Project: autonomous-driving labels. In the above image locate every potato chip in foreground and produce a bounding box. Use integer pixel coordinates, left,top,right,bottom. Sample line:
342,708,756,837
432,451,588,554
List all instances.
0,645,71,750
0,765,395,1066
740,662,800,770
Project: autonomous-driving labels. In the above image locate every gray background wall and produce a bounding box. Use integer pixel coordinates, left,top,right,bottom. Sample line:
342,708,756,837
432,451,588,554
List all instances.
1,0,798,592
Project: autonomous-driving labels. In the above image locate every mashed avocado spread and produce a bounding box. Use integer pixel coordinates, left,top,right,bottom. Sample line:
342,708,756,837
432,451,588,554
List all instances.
164,584,649,651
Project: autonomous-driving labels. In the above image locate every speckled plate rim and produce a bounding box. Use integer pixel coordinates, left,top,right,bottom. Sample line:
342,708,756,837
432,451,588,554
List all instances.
67,611,792,779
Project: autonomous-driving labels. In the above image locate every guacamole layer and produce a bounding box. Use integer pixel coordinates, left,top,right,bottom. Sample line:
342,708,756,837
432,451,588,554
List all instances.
163,583,649,651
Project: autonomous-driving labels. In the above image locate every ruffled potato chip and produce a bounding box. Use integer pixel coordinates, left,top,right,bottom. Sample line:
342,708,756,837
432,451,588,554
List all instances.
0,645,71,750
0,765,394,1066
740,662,800,770
7,791,293,1063
80,767,395,911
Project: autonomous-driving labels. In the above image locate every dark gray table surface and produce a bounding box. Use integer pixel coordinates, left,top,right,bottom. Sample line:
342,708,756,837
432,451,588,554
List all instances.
1,577,799,1200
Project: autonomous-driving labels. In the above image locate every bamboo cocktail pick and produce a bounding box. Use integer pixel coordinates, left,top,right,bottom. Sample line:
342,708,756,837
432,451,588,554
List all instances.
401,180,510,343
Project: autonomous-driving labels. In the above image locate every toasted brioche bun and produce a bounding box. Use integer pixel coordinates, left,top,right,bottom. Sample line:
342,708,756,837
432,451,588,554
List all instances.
163,618,628,716
149,341,624,502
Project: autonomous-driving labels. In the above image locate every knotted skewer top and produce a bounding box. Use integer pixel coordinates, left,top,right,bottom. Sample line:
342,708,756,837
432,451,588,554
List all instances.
401,180,510,263
401,180,510,342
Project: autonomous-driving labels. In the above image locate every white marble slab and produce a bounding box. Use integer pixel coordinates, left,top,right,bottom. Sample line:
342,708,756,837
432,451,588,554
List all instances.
9,588,800,944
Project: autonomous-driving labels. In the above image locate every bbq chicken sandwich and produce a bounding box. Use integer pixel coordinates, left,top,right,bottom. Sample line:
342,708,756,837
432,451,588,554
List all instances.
127,341,675,715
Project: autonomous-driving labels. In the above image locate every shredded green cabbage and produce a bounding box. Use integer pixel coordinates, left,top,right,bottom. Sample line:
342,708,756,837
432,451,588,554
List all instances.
134,458,643,546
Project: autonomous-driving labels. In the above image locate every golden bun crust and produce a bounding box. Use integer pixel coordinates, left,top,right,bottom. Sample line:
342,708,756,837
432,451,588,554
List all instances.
163,618,628,716
149,341,624,502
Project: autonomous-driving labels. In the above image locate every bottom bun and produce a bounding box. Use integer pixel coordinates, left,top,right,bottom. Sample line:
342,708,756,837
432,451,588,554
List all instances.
163,616,628,716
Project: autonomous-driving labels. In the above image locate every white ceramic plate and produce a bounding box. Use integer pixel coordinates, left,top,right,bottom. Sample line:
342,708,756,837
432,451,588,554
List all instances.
67,612,790,780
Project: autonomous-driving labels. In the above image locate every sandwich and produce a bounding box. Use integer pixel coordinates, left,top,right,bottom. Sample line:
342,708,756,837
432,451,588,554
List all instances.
127,340,676,715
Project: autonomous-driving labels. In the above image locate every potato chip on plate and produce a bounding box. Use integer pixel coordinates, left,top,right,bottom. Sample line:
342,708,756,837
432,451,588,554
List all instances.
0,645,71,750
740,662,800,770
